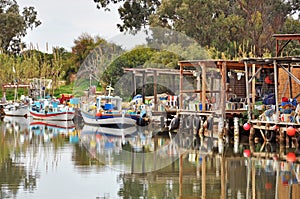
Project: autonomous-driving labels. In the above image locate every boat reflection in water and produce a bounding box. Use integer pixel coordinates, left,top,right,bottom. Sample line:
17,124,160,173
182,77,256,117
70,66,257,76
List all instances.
2,115,30,133
79,125,185,173
29,120,77,142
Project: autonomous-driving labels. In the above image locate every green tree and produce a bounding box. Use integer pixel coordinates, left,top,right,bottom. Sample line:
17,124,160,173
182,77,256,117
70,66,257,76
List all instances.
92,0,300,57
72,33,107,69
0,0,41,54
93,0,161,33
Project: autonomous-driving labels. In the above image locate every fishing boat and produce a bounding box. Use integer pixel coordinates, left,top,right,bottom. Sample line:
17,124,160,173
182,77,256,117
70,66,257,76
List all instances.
3,102,29,117
29,99,75,121
80,95,141,126
1,82,32,117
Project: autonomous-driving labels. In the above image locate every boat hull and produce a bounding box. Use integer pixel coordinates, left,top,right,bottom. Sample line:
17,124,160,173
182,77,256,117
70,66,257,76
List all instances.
29,110,75,121
3,105,29,117
81,111,137,126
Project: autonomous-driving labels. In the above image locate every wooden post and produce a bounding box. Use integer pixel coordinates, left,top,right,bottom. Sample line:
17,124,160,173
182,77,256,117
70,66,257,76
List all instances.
249,126,255,143
279,128,286,155
201,64,206,110
179,64,183,109
252,64,256,117
221,62,226,118
273,60,279,123
142,71,146,104
131,72,136,98
288,64,292,98
153,71,158,111
244,61,251,122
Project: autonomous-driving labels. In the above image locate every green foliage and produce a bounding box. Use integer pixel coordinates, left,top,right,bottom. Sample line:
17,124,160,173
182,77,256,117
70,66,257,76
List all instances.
0,0,41,54
94,0,161,33
92,0,300,58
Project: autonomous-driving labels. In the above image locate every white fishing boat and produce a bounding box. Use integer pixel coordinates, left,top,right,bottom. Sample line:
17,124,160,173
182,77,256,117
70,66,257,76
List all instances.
80,95,139,126
29,99,75,121
3,102,29,117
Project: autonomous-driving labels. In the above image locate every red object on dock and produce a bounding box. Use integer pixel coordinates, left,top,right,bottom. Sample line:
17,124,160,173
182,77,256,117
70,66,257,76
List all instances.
243,149,251,157
286,152,296,163
287,126,296,137
243,123,251,131
271,125,279,131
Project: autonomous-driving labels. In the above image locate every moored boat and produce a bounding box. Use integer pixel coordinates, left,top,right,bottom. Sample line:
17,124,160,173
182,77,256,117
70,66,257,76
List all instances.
80,95,139,126
3,102,29,117
29,99,75,121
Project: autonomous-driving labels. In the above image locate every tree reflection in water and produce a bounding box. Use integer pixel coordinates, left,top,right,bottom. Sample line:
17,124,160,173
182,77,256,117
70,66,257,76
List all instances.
0,116,299,199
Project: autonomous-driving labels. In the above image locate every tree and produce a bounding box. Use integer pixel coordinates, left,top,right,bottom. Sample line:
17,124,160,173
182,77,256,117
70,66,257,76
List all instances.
0,0,41,54
92,0,300,57
71,33,107,71
93,0,161,33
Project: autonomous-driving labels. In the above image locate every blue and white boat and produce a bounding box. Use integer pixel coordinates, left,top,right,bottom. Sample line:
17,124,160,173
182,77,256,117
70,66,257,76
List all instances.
29,99,75,121
80,95,139,126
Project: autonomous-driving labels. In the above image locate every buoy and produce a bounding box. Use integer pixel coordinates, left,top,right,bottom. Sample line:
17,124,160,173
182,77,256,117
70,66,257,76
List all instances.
96,134,102,141
243,123,251,131
96,112,102,117
286,152,296,163
273,154,279,161
265,182,272,190
287,126,296,137
243,149,251,157
271,125,279,131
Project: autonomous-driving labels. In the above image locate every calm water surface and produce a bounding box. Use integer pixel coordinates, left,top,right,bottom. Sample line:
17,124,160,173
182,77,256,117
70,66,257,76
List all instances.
0,116,299,199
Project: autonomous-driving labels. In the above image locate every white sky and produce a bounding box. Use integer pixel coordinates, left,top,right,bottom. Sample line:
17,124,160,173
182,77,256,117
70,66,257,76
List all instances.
17,0,124,52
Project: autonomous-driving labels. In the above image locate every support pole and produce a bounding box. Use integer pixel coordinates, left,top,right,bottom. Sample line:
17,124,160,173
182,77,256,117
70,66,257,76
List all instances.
142,72,146,104
273,60,279,123
153,71,158,111
244,62,251,122
252,64,256,116
179,64,183,109
131,72,136,98
201,64,206,110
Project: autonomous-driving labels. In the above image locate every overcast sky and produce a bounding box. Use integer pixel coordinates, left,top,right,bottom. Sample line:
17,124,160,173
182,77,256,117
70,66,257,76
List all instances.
18,0,124,52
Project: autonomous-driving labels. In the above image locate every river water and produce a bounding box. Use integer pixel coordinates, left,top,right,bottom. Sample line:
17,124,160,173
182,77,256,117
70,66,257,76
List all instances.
0,116,299,199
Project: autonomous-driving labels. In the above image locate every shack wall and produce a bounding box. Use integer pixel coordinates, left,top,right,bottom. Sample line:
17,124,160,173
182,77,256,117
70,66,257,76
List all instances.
278,68,300,101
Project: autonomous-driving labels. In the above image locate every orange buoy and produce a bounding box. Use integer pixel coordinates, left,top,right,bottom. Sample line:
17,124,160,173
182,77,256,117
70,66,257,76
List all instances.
271,125,279,131
286,152,296,163
287,126,296,137
96,112,102,117
96,134,102,141
265,182,272,190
